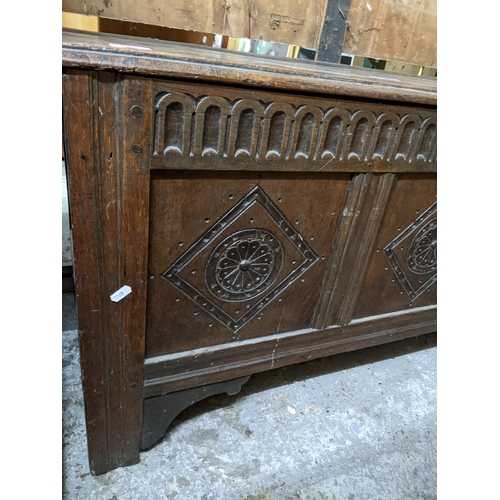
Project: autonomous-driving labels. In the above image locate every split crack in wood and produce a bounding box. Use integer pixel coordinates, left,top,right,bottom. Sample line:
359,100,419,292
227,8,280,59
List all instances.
318,157,334,171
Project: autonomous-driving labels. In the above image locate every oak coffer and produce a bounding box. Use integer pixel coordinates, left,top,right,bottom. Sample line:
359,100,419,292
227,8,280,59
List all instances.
62,29,437,475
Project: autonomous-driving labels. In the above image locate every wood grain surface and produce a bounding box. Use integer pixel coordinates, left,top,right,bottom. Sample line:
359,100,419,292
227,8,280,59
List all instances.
344,0,437,68
62,32,436,474
148,79,436,173
62,30,437,105
62,0,328,48
62,71,152,475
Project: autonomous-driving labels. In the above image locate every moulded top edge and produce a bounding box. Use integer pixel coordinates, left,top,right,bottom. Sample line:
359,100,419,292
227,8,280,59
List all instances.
62,29,437,106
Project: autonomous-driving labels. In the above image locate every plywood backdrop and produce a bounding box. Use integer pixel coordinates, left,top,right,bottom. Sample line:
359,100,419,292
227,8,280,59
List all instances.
62,0,437,67
62,0,328,49
344,0,437,67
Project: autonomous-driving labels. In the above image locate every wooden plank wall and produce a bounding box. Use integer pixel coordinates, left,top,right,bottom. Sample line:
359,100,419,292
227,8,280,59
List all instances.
62,0,436,68
62,0,328,50
343,0,437,68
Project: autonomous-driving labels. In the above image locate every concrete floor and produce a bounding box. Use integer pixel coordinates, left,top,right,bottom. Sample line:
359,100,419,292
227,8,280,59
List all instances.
62,292,437,500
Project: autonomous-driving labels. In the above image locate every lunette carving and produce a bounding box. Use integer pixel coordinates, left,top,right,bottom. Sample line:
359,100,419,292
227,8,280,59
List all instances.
392,114,423,162
370,113,400,161
290,105,323,160
343,110,376,161
316,108,351,161
414,117,437,162
192,96,231,157
153,91,436,168
154,92,195,156
227,99,263,158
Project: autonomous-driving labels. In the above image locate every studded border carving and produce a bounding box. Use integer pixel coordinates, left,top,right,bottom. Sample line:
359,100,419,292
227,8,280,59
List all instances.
162,186,319,334
383,202,437,301
407,219,437,274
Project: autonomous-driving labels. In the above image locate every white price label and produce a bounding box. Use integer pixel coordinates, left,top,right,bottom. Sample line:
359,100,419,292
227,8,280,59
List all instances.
110,285,132,303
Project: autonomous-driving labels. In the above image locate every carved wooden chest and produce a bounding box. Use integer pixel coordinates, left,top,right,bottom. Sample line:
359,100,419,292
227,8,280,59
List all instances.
62,29,437,475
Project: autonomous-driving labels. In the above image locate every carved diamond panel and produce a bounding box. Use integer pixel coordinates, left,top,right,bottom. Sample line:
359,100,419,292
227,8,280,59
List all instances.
383,202,437,301
162,186,318,333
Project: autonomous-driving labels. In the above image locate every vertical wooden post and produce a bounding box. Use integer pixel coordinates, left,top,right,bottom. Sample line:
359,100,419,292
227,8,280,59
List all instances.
313,173,395,329
62,70,152,475
316,0,352,63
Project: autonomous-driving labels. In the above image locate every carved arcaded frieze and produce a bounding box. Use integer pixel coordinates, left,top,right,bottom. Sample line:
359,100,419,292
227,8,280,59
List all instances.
152,91,437,168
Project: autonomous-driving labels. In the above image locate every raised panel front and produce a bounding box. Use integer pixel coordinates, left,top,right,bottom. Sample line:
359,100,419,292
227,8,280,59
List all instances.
145,171,350,357
353,173,437,319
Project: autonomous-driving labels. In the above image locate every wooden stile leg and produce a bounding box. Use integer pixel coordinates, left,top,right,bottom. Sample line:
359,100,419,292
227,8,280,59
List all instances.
62,70,152,475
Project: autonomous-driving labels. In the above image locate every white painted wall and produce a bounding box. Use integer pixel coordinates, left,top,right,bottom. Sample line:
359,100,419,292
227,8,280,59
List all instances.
62,161,72,267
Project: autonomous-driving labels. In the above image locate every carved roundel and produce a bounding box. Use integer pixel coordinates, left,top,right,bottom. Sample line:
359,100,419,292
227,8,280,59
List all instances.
206,229,283,302
407,218,437,274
